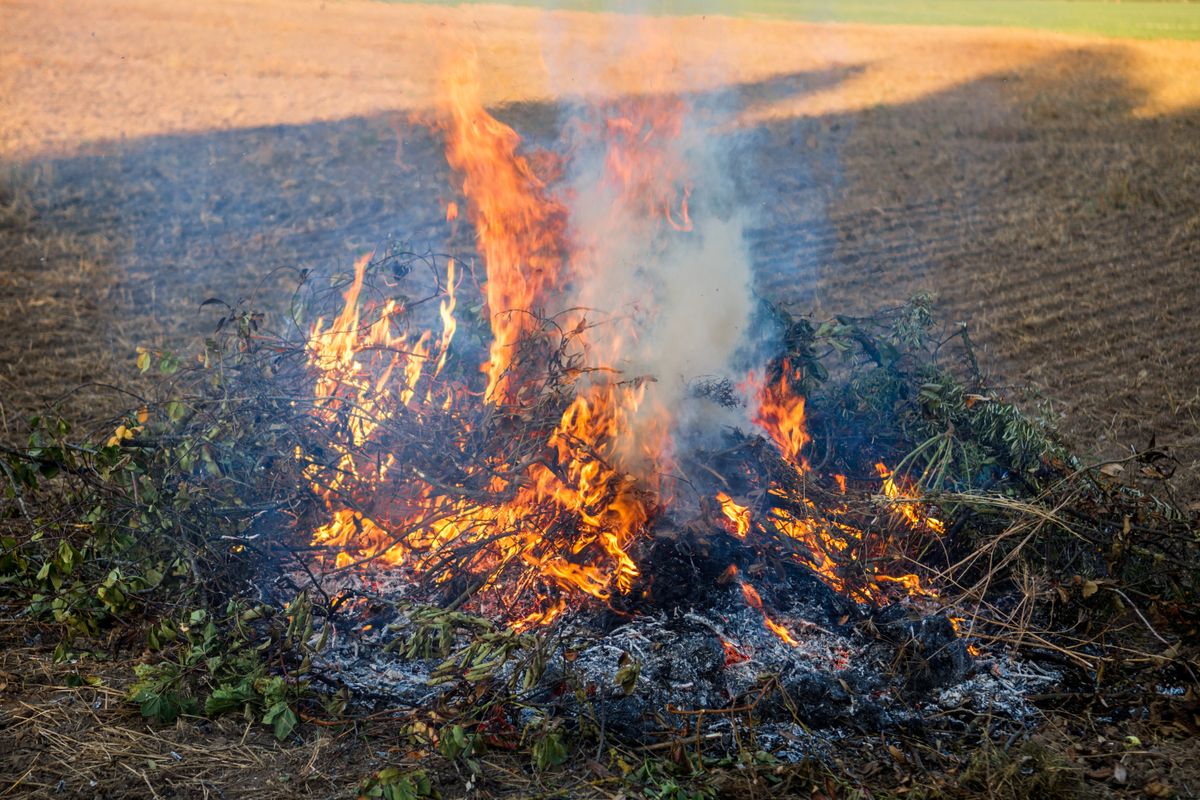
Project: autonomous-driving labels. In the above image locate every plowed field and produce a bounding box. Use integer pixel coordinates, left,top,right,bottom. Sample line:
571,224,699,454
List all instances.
2,0,1198,497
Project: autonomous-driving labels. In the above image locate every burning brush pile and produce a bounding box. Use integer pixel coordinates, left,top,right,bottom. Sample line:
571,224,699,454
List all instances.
295,70,960,626
7,63,1197,766
296,251,996,740
279,74,999,734
223,66,1189,745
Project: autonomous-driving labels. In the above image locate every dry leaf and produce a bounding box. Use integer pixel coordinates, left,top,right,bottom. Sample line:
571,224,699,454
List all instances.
1144,779,1171,797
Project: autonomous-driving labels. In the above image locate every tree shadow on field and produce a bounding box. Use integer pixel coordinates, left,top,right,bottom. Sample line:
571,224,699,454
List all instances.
2,46,1198,496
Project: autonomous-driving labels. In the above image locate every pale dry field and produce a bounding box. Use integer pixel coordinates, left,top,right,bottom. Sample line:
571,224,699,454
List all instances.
1,0,1198,496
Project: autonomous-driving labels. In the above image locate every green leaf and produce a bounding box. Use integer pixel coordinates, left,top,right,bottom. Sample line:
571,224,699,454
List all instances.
438,724,475,760
263,701,298,741
158,353,180,376
141,566,164,589
140,692,183,724
532,731,568,771
204,682,256,716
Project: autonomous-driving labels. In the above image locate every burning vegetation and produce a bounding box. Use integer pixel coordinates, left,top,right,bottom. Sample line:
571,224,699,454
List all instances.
2,58,1198,800
296,63,957,643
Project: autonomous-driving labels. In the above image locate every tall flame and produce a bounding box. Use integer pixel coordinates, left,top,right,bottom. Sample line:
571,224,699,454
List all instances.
440,61,567,404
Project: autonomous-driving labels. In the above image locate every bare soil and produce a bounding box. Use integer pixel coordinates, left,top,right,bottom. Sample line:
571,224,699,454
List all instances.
2,0,1197,495
1,1,1199,795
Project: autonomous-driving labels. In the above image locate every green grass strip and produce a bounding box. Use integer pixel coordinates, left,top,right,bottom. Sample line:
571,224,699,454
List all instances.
388,0,1200,41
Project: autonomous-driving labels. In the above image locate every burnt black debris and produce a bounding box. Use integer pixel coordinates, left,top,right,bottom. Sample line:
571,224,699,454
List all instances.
299,551,1051,754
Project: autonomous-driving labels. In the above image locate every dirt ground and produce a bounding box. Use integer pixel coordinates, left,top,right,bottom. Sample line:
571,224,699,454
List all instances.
1,1,1199,795
2,0,1197,495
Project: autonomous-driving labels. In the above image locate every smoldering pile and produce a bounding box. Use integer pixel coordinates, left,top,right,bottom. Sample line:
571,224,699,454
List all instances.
296,538,1056,752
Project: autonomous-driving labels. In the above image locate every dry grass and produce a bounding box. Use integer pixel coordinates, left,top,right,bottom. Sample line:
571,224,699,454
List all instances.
0,630,369,799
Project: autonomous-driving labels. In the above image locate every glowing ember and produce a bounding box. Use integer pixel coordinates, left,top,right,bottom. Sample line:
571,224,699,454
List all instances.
739,578,800,647
721,638,750,666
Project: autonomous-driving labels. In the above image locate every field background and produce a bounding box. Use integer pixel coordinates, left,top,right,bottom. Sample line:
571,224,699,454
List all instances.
3,0,1197,498
1,0,1199,794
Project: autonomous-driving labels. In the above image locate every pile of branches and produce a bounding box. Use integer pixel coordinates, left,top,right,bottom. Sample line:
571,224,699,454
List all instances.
1,249,1197,718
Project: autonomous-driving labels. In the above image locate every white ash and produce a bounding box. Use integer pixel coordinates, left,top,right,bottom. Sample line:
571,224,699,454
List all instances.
926,653,1060,724
293,573,1061,754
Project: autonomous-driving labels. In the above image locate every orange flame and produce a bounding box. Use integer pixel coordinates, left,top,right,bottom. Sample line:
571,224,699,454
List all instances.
739,579,799,646
751,362,810,467
874,572,939,599
949,616,983,657
875,462,945,534
599,97,693,234
715,492,751,538
770,506,850,595
439,60,567,404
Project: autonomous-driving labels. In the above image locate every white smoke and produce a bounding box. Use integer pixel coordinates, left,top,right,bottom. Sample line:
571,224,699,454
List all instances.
551,65,758,464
